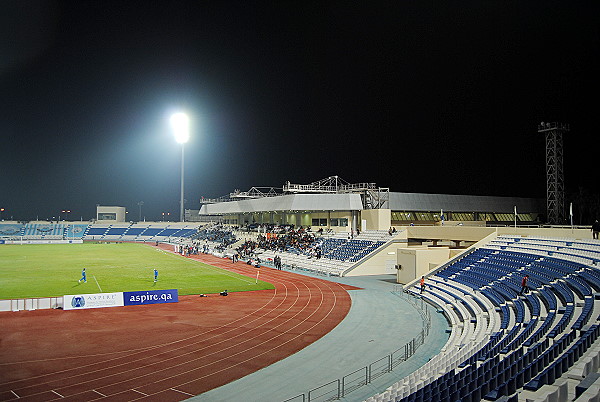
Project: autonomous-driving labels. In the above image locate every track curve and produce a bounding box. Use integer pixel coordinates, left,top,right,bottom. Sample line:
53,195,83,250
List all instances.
0,250,357,401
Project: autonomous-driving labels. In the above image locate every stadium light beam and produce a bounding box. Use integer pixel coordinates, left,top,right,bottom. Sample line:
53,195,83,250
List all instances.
170,112,190,144
170,112,190,222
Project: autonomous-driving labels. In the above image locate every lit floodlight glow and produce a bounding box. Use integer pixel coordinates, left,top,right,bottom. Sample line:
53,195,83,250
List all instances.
170,112,190,143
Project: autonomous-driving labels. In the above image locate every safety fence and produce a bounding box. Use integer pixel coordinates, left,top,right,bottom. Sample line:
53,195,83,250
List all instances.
283,287,432,402
0,297,63,312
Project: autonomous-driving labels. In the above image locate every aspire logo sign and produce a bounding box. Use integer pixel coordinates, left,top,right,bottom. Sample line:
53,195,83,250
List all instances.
63,290,178,310
63,292,124,310
123,289,179,306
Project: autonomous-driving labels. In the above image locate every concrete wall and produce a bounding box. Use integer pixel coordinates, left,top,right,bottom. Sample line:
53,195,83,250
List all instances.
396,247,450,284
406,225,596,243
96,206,126,222
345,237,407,276
361,209,392,231
495,226,594,240
406,226,496,243
435,220,487,227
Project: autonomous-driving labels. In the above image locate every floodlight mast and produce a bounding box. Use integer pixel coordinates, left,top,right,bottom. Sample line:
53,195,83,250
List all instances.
170,112,190,222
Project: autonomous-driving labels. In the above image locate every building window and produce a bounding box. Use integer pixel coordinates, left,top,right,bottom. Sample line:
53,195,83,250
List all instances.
391,212,413,221
518,213,535,222
478,213,495,221
452,212,474,221
495,213,515,221
415,212,435,221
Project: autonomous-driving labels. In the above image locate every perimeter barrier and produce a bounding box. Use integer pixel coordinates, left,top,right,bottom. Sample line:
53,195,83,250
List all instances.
0,297,63,312
283,286,433,402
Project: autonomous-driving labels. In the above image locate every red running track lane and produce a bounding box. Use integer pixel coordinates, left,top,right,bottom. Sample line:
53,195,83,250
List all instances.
0,248,358,402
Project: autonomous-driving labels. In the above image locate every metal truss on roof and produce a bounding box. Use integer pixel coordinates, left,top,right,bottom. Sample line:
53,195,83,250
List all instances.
284,175,371,193
283,176,389,209
202,176,389,210
230,187,282,199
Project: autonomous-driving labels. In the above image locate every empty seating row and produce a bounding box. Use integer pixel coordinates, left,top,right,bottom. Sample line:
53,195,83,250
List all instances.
367,235,600,402
0,223,25,237
322,238,385,262
490,235,600,266
85,224,199,240
23,223,65,237
1,222,200,241
524,325,600,392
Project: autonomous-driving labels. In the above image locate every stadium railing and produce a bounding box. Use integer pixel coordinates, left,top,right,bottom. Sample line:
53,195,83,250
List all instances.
283,288,432,402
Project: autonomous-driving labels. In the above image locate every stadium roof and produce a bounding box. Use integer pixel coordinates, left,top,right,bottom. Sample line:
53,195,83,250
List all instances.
199,191,542,215
388,192,543,213
199,193,363,215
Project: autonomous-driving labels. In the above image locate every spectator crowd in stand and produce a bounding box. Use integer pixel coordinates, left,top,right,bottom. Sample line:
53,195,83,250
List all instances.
194,225,237,245
191,225,237,252
183,223,384,266
236,227,320,258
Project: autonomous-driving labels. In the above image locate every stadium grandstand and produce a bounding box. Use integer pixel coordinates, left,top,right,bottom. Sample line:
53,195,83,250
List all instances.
182,176,545,277
187,225,600,401
0,221,203,243
3,176,600,401
364,233,600,402
192,176,600,400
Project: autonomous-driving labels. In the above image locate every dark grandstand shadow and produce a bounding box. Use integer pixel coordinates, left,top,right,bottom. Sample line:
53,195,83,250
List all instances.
378,275,399,284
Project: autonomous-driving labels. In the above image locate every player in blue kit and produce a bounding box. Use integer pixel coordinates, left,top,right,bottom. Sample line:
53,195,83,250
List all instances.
78,267,87,283
153,268,158,282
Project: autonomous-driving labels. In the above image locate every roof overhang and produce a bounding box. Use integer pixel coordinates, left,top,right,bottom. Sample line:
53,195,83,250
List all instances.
199,193,364,215
389,192,543,213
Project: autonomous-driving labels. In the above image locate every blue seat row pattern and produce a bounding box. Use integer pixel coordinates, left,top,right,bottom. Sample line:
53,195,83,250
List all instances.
367,235,600,402
87,224,200,240
319,238,385,262
1,222,201,241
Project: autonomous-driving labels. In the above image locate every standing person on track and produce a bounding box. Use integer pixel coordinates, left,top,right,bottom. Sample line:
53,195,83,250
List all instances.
78,267,87,283
154,268,158,283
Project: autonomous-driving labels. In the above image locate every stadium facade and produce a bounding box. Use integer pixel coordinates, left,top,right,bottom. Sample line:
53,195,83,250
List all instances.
194,176,544,231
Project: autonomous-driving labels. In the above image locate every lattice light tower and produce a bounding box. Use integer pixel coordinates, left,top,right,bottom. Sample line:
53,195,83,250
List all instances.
538,122,570,224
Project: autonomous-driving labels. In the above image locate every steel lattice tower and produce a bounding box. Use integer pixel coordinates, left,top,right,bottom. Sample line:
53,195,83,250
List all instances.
538,122,569,224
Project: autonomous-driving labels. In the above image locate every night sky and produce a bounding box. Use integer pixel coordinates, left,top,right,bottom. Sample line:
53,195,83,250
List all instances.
1,1,598,221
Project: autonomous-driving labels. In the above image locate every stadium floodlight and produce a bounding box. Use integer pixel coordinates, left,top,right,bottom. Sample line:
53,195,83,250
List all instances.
170,112,190,144
170,112,190,222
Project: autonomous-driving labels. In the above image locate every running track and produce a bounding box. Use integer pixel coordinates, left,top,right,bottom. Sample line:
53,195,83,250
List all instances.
0,248,357,401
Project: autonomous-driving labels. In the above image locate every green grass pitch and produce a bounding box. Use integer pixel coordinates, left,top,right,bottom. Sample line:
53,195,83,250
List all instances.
0,242,274,299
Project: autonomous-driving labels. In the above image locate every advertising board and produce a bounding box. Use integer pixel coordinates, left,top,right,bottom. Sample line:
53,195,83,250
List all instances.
123,289,179,306
63,292,124,310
